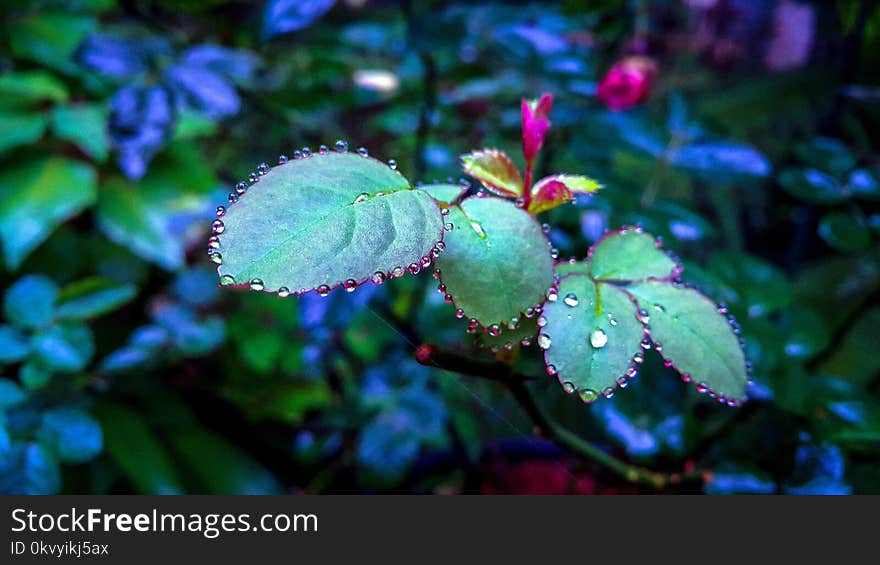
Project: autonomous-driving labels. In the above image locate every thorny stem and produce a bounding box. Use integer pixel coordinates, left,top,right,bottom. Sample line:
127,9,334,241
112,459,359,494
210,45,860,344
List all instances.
523,163,533,208
417,345,710,490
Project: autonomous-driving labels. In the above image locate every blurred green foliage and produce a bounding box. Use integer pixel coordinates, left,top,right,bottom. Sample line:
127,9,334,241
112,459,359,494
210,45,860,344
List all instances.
0,0,878,494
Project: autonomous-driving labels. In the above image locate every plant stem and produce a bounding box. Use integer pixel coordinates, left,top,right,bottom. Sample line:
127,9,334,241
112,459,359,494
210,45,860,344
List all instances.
523,163,533,208
417,345,709,490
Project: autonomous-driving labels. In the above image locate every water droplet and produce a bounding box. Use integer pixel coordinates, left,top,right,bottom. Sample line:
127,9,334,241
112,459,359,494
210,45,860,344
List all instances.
640,337,652,350
319,145,329,154
488,324,501,337
524,307,536,318
278,155,288,164
212,220,225,234
467,319,480,334
455,308,464,319
391,266,404,278
437,283,446,293
335,140,348,152
258,162,270,175
371,271,386,285
408,263,420,275
249,279,264,291
444,293,453,303
317,284,331,297
207,236,220,249
302,147,312,157
562,382,576,394
590,329,608,348
441,207,450,216
216,206,226,217
653,341,663,352
608,315,618,326
353,192,369,204
617,377,629,388
681,373,692,383
445,222,455,232
219,274,235,285
696,382,709,394
248,172,259,183
579,389,598,403
537,333,552,350
520,338,531,347
563,293,579,307
507,318,519,331
547,289,558,302
602,387,615,399
637,309,650,324
228,193,239,204
633,353,644,364
235,182,248,195
541,223,550,233
293,150,303,159
514,197,525,208
550,248,559,260
357,147,368,157
388,159,397,170
626,366,638,378
536,316,548,327
277,287,290,298
210,252,223,264
546,364,557,376
653,304,665,313
420,255,432,268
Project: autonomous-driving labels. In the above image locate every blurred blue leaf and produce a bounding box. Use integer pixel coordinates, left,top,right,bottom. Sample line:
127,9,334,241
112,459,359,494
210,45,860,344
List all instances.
0,326,31,364
705,471,775,494
0,379,27,410
109,85,175,180
357,411,422,481
0,442,60,495
19,361,52,391
38,407,102,464
263,0,335,39
4,275,58,330
55,278,137,321
668,142,771,180
179,45,260,84
784,443,851,495
75,34,169,78
165,65,241,119
172,267,219,308
32,322,94,373
153,303,224,357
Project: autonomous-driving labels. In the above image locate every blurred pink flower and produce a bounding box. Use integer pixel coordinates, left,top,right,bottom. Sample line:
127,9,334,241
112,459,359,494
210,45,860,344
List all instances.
597,56,658,111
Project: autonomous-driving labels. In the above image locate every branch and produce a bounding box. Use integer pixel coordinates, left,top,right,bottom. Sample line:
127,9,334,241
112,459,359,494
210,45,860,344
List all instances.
416,344,710,490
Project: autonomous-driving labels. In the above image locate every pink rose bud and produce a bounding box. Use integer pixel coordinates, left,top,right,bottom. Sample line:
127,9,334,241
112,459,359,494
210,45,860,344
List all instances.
521,93,553,165
597,56,658,111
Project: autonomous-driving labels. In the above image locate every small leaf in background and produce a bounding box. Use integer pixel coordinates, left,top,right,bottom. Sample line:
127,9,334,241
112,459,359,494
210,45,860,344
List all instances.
817,210,871,252
179,45,260,85
783,443,851,495
95,402,183,494
0,442,60,495
541,274,644,401
460,149,524,197
0,156,97,269
50,104,109,162
707,252,793,318
37,407,103,464
32,322,95,373
794,137,856,177
0,379,27,409
263,0,336,38
847,169,880,200
417,182,468,205
668,141,771,180
0,327,30,364
108,85,175,180
818,307,880,386
625,281,748,402
589,228,680,282
164,65,241,119
19,361,52,390
74,34,163,79
55,278,137,320
3,275,58,330
0,70,69,106
779,308,830,360
217,152,442,295
779,167,850,204
8,12,95,74
0,113,48,155
436,197,554,326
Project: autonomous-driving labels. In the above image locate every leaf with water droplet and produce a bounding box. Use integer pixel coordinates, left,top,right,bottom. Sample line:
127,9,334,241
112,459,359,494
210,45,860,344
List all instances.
625,280,748,401
542,273,644,399
435,197,553,326
216,152,443,295
554,260,590,278
417,182,468,206
460,149,524,198
528,174,602,214
475,315,538,352
588,228,679,282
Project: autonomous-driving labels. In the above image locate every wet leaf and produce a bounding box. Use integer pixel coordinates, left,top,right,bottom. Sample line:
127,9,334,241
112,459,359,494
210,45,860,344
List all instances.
217,152,443,295
436,196,553,326
625,281,748,401
554,259,590,278
589,228,680,282
417,182,468,205
460,149,524,198
541,274,644,401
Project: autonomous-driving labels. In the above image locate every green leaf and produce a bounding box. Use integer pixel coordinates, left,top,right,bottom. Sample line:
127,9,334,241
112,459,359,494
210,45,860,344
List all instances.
540,274,644,402
779,167,850,204
818,210,871,252
460,149,524,197
94,402,184,494
216,152,443,294
51,104,109,162
625,281,748,402
0,326,32,364
589,228,680,281
436,196,554,326
55,278,137,320
32,322,95,373
476,315,538,352
417,182,467,205
707,251,792,317
818,307,880,386
8,13,95,75
0,156,97,269
554,259,590,278
4,275,59,330
0,71,69,106
19,361,52,390
0,113,48,154
37,407,103,464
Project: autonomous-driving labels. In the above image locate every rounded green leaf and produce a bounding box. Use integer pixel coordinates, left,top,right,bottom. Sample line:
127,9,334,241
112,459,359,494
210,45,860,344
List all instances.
436,196,554,326
554,259,590,278
541,275,644,402
216,152,443,294
588,227,680,281
818,210,870,252
55,278,137,320
625,280,748,402
32,322,95,373
4,275,58,330
417,182,468,205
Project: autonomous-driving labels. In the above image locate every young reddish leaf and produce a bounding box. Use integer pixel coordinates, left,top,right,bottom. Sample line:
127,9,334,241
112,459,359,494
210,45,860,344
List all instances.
521,93,553,165
460,149,524,198
528,174,601,214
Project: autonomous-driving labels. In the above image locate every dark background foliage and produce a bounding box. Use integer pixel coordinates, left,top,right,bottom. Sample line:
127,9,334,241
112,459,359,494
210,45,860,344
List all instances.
0,0,878,494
